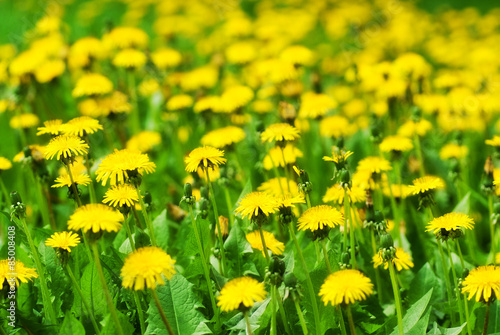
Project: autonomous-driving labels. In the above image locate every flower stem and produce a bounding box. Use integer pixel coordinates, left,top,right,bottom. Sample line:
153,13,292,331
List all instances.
293,296,308,335
17,216,57,325
135,185,157,246
437,240,455,325
463,294,472,335
455,239,466,270
346,304,357,335
133,291,146,335
344,188,356,268
271,285,277,335
337,307,347,335
84,153,97,203
280,147,291,193
151,288,175,335
321,239,332,273
205,169,227,276
482,303,491,335
388,262,403,335
0,177,10,207
223,187,234,228
244,311,254,335
65,165,82,207
343,189,349,255
123,215,136,251
275,287,291,334
371,231,383,303
91,243,124,335
66,264,101,335
127,71,141,134
258,226,271,264
489,195,496,260
445,240,465,326
188,206,220,327
288,221,320,335
413,134,425,177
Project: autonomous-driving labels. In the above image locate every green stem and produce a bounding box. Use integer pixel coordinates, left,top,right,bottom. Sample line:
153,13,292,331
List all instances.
306,193,312,208
84,153,97,203
388,262,403,335
128,71,140,134
321,239,332,273
65,165,82,207
280,147,291,193
271,285,277,335
344,188,356,268
188,206,220,327
66,265,101,335
135,185,157,246
288,221,320,335
31,171,52,228
244,311,254,335
206,169,227,276
437,240,455,325
445,240,464,326
413,134,425,177
293,296,309,335
338,307,348,335
346,304,357,335
370,231,383,303
133,291,146,335
223,187,234,228
275,287,291,334
489,195,496,260
463,293,472,335
0,177,10,207
482,303,491,335
91,243,124,335
123,215,136,251
18,216,57,325
455,239,466,271
259,226,271,264
151,289,175,335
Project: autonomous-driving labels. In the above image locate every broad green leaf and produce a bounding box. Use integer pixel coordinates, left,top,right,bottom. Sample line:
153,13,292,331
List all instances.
59,311,85,335
101,310,135,335
228,299,271,334
224,219,253,277
427,322,466,335
80,263,111,317
452,192,470,214
145,274,211,335
152,209,171,250
406,308,431,335
408,263,442,305
391,288,433,335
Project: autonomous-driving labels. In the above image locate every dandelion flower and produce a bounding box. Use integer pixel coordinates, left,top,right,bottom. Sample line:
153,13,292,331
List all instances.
298,92,337,119
297,205,344,232
257,177,299,197
397,119,432,138
112,48,147,68
319,269,373,306
45,231,81,252
486,136,500,147
280,45,314,66
0,259,38,287
68,204,123,233
373,248,414,271
263,145,303,170
217,277,267,312
379,135,414,153
440,144,468,160
426,212,474,234
10,114,40,129
323,184,366,205
126,131,162,152
104,26,149,49
184,146,226,173
0,157,12,171
461,265,500,302
323,149,354,165
235,192,280,221
121,247,176,291
409,176,445,195
166,94,193,111
194,96,221,113
44,135,89,161
96,149,156,186
52,160,91,188
201,126,246,148
103,183,140,208
151,48,182,69
261,123,300,143
37,119,63,136
219,85,254,113
72,73,113,97
35,59,65,83
357,156,392,174
320,115,356,138
61,116,103,137
246,231,285,256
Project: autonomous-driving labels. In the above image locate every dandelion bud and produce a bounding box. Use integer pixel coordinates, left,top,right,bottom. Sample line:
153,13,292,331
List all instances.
200,186,209,200
269,256,285,285
340,170,351,189
380,232,394,250
181,183,196,206
10,191,26,219
481,156,495,193
216,216,229,238
284,272,298,289
198,198,209,219
279,101,296,124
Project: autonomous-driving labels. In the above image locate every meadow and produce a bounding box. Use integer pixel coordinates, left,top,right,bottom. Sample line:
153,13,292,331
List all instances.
1,0,500,334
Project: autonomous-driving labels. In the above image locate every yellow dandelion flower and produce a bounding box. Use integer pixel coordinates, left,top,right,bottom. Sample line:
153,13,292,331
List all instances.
44,135,89,161
180,65,218,91
121,246,176,291
246,231,285,256
151,48,182,69
35,59,65,83
225,41,256,64
96,149,156,186
52,160,91,188
252,100,274,114
379,135,414,153
409,176,445,195
61,116,103,137
397,119,432,138
280,45,314,66
68,204,123,233
103,183,140,208
0,259,38,287
201,126,246,148
373,248,414,271
277,194,306,208
323,184,366,205
298,205,344,232
218,85,254,113
13,145,45,163
426,212,474,233
138,79,160,97
261,123,300,143
126,131,162,153
235,192,280,220
298,92,337,119
485,136,500,147
70,37,106,62
194,96,221,113
440,144,468,160
382,184,411,199
323,149,354,164
37,119,63,136
166,94,193,111
112,48,147,68
263,145,303,170
319,269,373,306
45,231,81,252
357,156,392,174
72,73,113,97
0,157,13,171
98,91,132,115
104,26,149,49
461,265,500,302
257,177,299,197
217,277,267,312
319,115,356,138
10,114,40,129
184,146,226,173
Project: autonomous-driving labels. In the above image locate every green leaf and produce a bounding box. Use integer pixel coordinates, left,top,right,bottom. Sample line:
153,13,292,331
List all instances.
427,322,466,335
101,310,135,335
406,308,431,335
408,263,442,305
152,209,171,250
452,192,470,214
391,288,433,335
224,219,253,277
59,311,85,335
228,299,271,334
80,263,109,317
145,274,211,335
